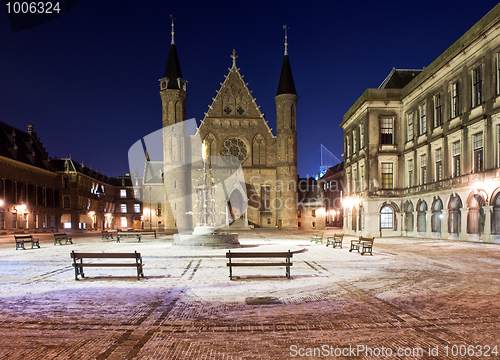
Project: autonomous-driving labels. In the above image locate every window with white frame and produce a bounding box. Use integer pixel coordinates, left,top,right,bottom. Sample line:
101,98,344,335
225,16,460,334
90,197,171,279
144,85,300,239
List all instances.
408,159,413,188
120,217,127,228
434,93,442,128
381,163,393,189
380,206,394,229
346,137,350,158
380,117,394,144
472,65,483,107
407,113,413,141
435,148,442,181
120,189,127,198
451,81,460,118
134,204,141,213
419,103,427,135
452,141,460,177
420,154,427,185
359,124,364,148
121,204,127,213
473,132,484,173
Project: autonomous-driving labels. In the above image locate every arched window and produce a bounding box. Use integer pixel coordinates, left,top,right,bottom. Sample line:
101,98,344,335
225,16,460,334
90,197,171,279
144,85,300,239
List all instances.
380,206,394,229
431,198,443,233
467,193,485,234
448,195,462,234
417,200,427,233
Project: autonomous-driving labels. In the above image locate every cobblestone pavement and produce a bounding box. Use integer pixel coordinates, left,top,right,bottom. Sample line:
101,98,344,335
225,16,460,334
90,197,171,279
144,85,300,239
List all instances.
0,230,499,359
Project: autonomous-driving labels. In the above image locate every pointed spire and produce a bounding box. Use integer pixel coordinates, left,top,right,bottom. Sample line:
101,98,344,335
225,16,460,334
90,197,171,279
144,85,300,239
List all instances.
283,25,288,55
163,15,184,90
231,49,238,67
170,14,175,44
276,27,297,96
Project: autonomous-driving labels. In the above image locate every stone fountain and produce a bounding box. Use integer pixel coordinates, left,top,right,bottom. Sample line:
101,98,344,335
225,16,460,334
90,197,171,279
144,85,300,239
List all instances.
172,141,240,248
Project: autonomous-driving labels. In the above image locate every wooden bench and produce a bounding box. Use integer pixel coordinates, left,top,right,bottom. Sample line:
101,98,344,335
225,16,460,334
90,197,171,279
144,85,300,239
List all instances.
141,230,157,239
310,232,324,244
326,233,343,248
116,231,142,243
70,250,144,280
349,236,374,255
15,235,40,250
101,230,113,240
226,250,293,280
53,232,73,245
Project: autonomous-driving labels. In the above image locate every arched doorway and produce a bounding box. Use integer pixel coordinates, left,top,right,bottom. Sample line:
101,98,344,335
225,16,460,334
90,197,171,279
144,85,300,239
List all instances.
404,201,414,232
448,195,462,235
228,189,244,220
431,198,443,234
467,193,486,235
417,200,427,233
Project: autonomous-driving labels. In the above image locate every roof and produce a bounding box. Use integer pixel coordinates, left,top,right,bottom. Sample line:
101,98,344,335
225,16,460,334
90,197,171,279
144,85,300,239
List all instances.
378,68,423,89
0,121,53,172
276,54,297,96
321,162,344,179
343,3,500,125
163,43,183,89
51,158,112,184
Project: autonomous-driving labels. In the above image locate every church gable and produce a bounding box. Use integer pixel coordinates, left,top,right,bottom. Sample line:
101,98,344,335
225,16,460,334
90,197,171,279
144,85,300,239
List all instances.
199,61,272,136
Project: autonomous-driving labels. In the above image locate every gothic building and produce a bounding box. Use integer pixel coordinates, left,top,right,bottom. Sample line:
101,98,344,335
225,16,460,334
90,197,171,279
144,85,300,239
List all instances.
157,27,307,231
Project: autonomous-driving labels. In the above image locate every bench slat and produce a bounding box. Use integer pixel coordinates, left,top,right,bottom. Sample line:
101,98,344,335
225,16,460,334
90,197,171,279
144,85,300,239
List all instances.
226,252,292,258
227,262,293,267
73,263,142,267
71,253,140,259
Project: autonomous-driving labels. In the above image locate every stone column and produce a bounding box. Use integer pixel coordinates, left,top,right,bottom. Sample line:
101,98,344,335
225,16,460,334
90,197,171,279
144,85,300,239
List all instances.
402,212,406,235
460,207,468,241
426,210,433,238
414,210,419,237
483,205,492,243
441,209,449,239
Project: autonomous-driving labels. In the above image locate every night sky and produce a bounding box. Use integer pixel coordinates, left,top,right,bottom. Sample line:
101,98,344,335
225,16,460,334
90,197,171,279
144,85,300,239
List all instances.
1,0,499,178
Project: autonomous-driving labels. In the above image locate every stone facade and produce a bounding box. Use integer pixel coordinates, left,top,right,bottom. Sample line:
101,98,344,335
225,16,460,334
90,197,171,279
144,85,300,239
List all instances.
0,122,142,234
341,4,500,243
320,163,344,228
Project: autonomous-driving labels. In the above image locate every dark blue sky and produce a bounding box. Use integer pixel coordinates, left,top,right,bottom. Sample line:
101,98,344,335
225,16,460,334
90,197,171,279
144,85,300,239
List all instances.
1,0,499,178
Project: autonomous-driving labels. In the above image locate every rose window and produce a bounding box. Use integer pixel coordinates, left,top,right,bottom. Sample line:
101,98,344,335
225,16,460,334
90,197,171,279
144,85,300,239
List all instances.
221,138,247,162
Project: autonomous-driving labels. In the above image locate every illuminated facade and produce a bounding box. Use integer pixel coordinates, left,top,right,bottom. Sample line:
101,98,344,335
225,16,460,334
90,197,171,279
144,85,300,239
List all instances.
341,4,500,242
